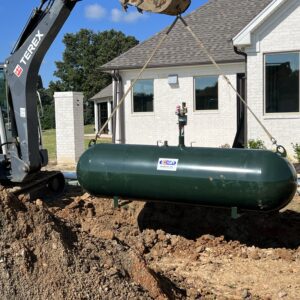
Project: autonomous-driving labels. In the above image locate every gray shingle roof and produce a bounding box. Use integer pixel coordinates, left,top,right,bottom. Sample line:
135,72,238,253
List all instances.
90,84,112,101
101,0,272,70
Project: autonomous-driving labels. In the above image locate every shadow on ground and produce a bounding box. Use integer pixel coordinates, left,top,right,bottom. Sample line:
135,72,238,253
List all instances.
138,202,300,249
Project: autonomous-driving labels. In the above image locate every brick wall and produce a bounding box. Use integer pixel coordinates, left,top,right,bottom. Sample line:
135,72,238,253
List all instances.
245,0,300,158
118,63,245,147
54,92,84,164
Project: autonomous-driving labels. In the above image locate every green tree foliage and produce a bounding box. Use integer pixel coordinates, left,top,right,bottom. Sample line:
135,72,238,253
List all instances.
50,29,138,124
39,88,55,130
41,104,55,130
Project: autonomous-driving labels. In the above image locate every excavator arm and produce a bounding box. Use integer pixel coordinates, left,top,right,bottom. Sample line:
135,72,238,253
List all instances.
0,0,190,183
3,0,78,182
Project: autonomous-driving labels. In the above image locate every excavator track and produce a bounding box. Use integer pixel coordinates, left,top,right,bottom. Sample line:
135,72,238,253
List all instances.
2,171,65,200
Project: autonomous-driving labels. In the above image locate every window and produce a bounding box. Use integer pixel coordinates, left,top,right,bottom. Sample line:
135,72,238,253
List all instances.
195,76,218,110
265,52,299,113
133,79,154,113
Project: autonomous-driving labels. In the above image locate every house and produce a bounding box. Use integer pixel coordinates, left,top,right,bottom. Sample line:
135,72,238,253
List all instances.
90,84,113,135
99,0,300,157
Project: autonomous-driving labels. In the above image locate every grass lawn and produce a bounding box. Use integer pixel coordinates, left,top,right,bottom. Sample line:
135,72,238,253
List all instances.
84,124,95,135
42,125,112,162
42,129,57,161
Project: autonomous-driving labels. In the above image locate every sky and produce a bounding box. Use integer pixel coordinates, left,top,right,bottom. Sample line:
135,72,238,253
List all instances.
0,0,207,87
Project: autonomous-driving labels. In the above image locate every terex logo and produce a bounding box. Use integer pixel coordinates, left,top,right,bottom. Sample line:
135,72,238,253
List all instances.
20,30,44,67
13,65,24,78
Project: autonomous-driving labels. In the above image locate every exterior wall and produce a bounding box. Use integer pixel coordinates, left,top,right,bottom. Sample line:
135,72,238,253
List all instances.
245,0,300,157
119,63,245,147
54,92,84,164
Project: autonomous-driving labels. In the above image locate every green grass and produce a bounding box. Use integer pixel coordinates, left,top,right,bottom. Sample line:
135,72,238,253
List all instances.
42,129,57,161
42,125,112,162
84,124,95,134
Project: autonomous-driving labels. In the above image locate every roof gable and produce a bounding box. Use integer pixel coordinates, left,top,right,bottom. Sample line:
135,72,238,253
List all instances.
233,0,287,47
101,0,273,71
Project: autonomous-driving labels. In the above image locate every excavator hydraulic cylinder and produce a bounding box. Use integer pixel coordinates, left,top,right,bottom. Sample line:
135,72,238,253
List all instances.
77,144,297,212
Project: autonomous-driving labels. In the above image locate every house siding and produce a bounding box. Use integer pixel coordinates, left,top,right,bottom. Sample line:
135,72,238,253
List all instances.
119,63,245,147
246,0,300,157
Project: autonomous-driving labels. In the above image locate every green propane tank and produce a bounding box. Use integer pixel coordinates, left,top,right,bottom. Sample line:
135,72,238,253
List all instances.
77,144,297,212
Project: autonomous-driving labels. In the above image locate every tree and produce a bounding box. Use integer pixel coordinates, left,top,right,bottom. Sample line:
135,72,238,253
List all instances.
51,29,138,124
39,88,55,130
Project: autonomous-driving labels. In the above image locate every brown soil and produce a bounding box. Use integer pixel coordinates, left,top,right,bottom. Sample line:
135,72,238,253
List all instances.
1,185,300,299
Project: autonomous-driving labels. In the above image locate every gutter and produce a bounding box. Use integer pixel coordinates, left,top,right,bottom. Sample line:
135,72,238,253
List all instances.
100,59,245,72
233,46,247,62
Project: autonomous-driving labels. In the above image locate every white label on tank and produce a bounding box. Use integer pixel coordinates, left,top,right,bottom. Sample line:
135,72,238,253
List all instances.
157,158,178,172
20,107,26,118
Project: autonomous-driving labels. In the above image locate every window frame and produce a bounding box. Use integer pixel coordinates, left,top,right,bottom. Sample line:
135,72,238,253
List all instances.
264,50,300,116
193,75,219,112
131,78,155,114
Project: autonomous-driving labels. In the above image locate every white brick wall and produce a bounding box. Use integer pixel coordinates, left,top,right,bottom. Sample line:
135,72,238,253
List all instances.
245,0,300,158
54,92,84,164
119,63,245,147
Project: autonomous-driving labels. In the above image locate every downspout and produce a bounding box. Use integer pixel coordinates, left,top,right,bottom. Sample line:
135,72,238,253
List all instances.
233,45,248,147
111,71,117,144
111,70,125,144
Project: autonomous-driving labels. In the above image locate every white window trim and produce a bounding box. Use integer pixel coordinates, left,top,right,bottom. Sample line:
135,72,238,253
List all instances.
264,51,300,116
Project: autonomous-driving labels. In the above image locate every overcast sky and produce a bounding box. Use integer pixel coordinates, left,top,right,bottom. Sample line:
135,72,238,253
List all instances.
0,0,206,86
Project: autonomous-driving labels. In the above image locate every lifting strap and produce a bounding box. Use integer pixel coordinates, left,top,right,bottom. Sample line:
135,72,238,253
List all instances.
178,16,278,147
93,14,281,151
92,16,180,144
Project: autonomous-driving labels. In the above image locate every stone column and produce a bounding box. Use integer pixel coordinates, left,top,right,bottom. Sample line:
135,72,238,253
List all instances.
108,101,112,135
94,101,99,133
54,92,84,164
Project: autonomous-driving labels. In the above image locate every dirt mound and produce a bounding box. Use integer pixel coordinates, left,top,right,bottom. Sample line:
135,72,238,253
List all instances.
47,191,300,299
1,187,300,299
0,190,170,300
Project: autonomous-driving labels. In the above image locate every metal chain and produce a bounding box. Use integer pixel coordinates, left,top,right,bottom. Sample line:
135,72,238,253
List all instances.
178,16,278,146
93,16,180,144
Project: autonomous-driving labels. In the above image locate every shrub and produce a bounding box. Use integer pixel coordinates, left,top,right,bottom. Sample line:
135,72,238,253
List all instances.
247,139,266,150
220,143,230,148
292,143,300,162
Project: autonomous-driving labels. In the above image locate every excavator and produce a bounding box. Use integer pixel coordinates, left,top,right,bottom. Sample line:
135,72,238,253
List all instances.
0,0,191,195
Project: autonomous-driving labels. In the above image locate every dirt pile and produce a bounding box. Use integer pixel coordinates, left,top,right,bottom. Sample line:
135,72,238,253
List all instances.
0,190,172,300
1,187,300,299
51,192,300,299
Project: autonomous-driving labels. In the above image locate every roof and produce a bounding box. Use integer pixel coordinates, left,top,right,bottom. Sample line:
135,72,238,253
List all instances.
101,0,273,71
90,84,113,101
233,0,286,47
